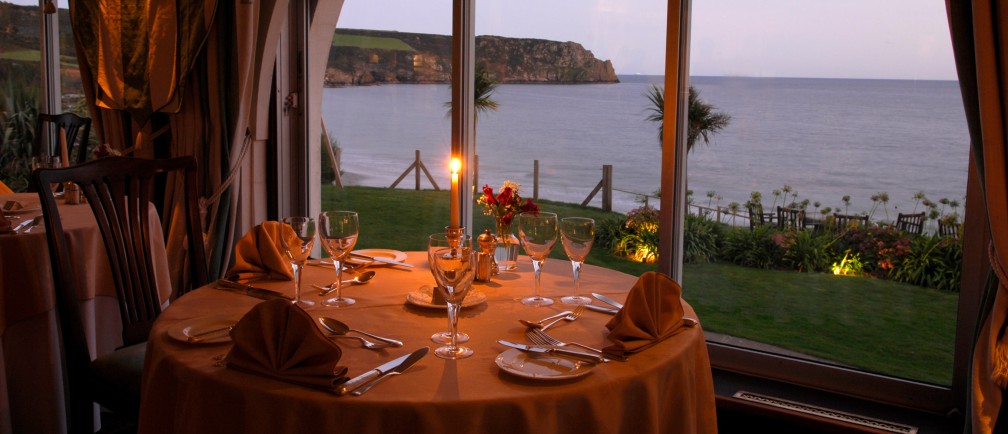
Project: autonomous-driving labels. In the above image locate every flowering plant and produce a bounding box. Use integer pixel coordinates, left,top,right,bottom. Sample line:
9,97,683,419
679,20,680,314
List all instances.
478,180,539,225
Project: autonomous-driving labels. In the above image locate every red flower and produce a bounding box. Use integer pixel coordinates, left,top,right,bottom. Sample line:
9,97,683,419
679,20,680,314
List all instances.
482,184,497,205
521,198,539,215
502,212,515,225
497,186,513,205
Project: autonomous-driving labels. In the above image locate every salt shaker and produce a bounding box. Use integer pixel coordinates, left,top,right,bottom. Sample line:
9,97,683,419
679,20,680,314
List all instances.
476,230,498,281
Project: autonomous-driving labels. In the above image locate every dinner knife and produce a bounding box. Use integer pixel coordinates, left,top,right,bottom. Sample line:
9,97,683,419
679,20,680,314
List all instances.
497,340,605,364
584,304,618,315
591,292,624,310
214,279,293,301
349,252,414,268
338,346,430,396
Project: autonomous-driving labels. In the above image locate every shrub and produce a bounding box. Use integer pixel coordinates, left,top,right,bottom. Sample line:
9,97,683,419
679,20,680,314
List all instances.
833,225,911,277
781,230,831,272
683,213,723,264
594,216,628,252
722,225,784,269
889,235,962,292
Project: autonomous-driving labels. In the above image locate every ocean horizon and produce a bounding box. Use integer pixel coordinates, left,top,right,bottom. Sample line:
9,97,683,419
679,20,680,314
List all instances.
323,74,969,222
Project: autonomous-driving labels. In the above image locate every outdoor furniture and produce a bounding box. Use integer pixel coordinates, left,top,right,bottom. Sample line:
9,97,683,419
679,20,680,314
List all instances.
938,220,959,238
777,206,805,231
834,213,869,232
895,212,926,235
747,203,771,230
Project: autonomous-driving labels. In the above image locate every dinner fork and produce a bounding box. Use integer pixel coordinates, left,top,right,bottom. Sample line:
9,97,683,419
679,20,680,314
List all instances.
525,327,625,362
328,334,391,350
539,305,585,332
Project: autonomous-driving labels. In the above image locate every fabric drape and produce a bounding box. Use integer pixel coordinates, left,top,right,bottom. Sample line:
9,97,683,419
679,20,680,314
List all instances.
70,0,293,290
947,1,1008,433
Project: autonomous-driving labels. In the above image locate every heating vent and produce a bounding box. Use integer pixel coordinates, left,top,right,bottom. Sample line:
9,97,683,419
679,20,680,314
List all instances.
732,391,918,434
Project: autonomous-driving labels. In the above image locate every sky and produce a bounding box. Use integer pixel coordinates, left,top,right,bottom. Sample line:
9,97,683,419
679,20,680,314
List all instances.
17,0,958,80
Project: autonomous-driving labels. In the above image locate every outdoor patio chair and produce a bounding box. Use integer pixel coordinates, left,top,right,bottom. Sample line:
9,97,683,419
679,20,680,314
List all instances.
833,213,869,232
895,212,926,235
938,220,959,238
777,206,805,231
747,203,769,230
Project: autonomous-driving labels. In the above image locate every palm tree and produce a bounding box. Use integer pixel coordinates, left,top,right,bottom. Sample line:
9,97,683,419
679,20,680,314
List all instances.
445,63,499,122
645,84,731,153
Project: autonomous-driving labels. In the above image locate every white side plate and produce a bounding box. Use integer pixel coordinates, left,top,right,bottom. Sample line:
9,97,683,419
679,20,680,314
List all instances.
495,348,594,381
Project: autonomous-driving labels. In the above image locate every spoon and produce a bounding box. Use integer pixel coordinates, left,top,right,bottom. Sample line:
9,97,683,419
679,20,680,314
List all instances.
318,318,389,350
518,310,572,329
318,317,404,348
315,270,376,295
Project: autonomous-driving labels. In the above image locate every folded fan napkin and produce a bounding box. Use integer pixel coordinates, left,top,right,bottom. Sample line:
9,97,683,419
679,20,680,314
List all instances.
603,271,687,357
225,299,349,391
226,221,296,283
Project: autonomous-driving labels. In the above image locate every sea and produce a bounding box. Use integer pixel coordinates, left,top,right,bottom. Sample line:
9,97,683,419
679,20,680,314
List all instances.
321,75,970,219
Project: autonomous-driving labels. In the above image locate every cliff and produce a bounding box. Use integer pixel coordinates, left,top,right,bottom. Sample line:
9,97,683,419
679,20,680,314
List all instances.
325,29,619,86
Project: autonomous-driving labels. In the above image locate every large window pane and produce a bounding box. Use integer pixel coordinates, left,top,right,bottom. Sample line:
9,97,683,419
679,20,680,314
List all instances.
0,1,43,191
688,0,965,386
319,1,668,285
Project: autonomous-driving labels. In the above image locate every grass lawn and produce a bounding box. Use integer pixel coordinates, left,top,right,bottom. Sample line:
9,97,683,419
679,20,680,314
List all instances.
323,185,957,385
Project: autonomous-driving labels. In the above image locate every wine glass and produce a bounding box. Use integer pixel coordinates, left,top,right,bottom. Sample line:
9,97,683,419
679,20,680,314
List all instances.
32,155,63,195
428,245,470,344
428,233,476,359
560,217,595,305
318,211,359,307
517,211,558,307
279,217,316,309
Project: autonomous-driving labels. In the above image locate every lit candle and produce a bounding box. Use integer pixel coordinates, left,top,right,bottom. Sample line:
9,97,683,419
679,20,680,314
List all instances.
450,158,461,228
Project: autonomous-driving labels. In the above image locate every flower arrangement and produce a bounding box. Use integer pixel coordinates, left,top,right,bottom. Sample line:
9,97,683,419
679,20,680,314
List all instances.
477,180,539,225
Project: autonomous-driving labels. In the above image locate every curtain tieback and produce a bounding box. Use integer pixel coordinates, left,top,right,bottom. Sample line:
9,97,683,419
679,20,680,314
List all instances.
199,128,254,220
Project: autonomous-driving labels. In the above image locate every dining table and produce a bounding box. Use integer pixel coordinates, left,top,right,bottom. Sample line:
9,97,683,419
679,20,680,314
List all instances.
0,192,172,434
138,250,718,434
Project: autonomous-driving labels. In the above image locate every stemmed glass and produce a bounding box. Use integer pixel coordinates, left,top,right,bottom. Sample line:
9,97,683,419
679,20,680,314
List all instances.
318,211,359,307
428,245,470,344
428,233,476,359
279,217,316,309
518,211,558,307
560,217,595,305
32,155,63,195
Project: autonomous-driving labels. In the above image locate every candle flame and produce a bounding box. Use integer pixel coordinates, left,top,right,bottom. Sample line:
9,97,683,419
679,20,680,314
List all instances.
450,158,461,174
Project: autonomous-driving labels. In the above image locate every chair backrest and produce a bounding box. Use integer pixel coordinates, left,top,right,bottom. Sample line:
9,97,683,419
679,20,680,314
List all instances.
833,213,869,232
895,212,925,235
34,112,92,166
777,206,804,231
32,156,208,433
747,203,766,230
938,220,959,238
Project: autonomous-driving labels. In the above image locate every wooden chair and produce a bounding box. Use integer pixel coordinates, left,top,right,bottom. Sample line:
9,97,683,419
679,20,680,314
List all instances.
747,203,768,230
833,213,869,232
32,156,208,433
895,212,926,235
777,206,805,231
938,220,959,238
34,112,92,166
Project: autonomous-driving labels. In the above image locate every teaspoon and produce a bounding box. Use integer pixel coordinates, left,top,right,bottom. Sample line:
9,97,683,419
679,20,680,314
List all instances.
318,317,404,348
315,270,376,295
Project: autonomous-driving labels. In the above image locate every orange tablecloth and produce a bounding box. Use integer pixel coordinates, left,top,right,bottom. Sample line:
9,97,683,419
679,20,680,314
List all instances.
139,252,717,434
0,192,171,434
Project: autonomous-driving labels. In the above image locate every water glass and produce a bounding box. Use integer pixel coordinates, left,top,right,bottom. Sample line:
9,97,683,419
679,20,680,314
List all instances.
319,211,359,307
518,211,558,307
429,244,470,344
279,217,316,308
428,233,476,359
560,217,595,305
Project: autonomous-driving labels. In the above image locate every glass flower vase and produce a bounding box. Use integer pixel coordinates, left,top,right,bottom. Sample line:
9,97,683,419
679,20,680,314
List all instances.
494,218,519,271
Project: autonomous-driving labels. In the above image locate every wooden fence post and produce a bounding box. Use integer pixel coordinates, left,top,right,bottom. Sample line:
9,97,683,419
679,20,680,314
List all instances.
390,150,440,190
321,120,342,187
602,165,612,211
533,160,539,200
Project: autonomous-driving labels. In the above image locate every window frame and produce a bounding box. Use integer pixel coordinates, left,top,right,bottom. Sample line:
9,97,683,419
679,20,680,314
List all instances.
291,0,976,418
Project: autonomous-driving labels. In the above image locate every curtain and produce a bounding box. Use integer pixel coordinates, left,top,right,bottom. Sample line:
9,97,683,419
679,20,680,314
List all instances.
70,0,292,289
947,1,1008,433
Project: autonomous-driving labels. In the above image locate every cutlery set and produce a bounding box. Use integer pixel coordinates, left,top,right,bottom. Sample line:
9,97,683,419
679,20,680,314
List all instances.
11,215,42,233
